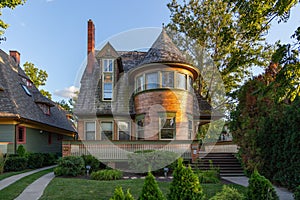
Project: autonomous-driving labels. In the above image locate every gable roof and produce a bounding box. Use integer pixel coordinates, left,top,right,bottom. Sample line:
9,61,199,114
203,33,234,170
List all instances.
0,49,76,134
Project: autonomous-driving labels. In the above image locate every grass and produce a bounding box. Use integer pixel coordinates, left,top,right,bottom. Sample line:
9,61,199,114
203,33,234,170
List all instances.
0,169,32,181
40,177,247,200
0,168,54,200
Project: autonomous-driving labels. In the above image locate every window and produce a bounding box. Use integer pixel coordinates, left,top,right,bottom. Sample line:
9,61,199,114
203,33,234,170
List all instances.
146,72,158,89
162,71,174,88
176,73,187,90
103,59,113,72
188,76,193,92
17,126,26,144
21,84,31,96
159,113,176,140
101,122,113,140
118,121,130,140
188,119,193,140
102,59,114,101
85,122,96,140
136,75,145,92
136,115,145,140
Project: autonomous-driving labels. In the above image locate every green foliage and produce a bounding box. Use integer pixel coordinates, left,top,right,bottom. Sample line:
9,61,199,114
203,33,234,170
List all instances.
138,172,165,200
294,185,300,200
81,154,100,173
196,169,220,184
42,153,57,166
128,150,179,173
0,151,8,174
16,145,26,157
4,157,27,172
0,0,26,35
54,156,84,176
90,169,123,181
27,153,44,169
168,158,205,200
247,170,279,200
23,62,52,99
110,186,135,200
210,185,245,200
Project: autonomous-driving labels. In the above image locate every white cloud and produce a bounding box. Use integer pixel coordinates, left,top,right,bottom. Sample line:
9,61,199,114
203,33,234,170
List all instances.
54,86,79,98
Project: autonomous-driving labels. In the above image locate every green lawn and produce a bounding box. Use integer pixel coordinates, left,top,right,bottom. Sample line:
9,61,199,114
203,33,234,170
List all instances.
0,168,54,200
40,178,247,200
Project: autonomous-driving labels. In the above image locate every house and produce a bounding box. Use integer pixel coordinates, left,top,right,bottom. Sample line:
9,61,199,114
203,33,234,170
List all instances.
65,20,222,163
0,49,76,155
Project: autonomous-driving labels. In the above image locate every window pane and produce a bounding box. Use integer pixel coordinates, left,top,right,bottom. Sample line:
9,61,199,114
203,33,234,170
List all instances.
103,59,113,72
161,129,174,139
146,73,158,89
119,131,130,140
104,73,113,82
18,127,24,142
101,122,113,140
86,132,95,140
161,118,175,128
136,75,144,92
188,76,193,91
104,83,112,100
86,122,95,132
176,73,187,90
118,122,130,141
118,122,129,131
162,71,174,88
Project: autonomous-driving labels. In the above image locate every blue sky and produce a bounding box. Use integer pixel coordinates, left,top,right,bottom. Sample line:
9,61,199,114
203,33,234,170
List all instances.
1,0,300,101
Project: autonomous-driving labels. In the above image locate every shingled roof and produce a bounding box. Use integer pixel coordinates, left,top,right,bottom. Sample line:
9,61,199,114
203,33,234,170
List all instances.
0,49,76,134
138,29,188,66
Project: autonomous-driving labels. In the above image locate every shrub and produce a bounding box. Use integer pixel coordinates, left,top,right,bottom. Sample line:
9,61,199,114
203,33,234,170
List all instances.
168,158,205,200
110,186,135,200
246,170,279,200
294,185,300,200
138,172,165,200
196,169,220,184
4,156,27,172
81,154,100,172
16,145,26,157
27,153,44,169
90,169,123,181
42,153,57,166
128,150,179,173
210,185,245,200
0,151,8,174
54,156,85,176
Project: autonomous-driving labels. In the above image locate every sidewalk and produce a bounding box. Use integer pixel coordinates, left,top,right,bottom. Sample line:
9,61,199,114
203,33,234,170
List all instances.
222,176,294,200
0,165,55,191
15,172,55,200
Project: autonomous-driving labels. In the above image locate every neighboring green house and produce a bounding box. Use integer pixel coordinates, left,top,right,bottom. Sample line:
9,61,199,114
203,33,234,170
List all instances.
0,49,76,155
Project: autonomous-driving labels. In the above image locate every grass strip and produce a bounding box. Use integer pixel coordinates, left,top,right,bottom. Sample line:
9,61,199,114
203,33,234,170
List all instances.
0,168,53,200
0,169,32,181
40,178,247,200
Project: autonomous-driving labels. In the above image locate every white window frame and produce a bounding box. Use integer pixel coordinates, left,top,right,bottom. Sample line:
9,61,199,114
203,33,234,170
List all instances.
102,59,114,101
145,72,159,90
117,121,131,141
100,121,114,140
159,113,176,140
85,121,96,140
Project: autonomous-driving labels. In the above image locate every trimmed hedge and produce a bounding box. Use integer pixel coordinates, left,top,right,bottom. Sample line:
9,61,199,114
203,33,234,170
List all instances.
90,169,123,181
4,157,27,172
54,156,85,176
27,153,44,169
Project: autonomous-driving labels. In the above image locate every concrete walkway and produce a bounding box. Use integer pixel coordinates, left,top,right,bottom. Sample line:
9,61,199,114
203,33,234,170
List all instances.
0,165,55,191
15,172,55,200
222,176,294,200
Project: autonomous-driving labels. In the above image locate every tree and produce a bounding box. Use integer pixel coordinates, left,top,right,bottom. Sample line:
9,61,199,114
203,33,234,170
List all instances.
168,158,205,200
167,0,298,109
110,187,135,200
0,0,26,35
138,172,165,200
23,61,52,99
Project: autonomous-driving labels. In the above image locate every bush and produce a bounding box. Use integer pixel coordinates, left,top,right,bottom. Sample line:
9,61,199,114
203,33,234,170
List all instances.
42,153,57,166
4,157,27,172
54,156,85,176
110,186,135,200
196,169,220,184
210,185,245,200
168,158,205,200
247,170,279,200
138,172,165,200
27,153,44,169
16,145,26,157
294,185,300,200
128,150,179,173
91,169,123,181
81,154,100,172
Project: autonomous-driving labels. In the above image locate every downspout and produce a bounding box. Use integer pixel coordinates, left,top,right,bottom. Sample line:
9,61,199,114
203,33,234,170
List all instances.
14,115,21,154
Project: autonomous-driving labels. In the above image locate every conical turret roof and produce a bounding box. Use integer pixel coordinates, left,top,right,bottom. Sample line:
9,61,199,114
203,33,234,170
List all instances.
138,29,188,65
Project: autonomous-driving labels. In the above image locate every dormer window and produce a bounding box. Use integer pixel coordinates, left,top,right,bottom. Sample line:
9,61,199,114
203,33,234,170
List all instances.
38,103,50,115
21,84,32,96
102,59,114,101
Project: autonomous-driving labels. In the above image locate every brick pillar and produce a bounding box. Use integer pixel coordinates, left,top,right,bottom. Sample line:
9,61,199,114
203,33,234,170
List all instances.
87,19,95,73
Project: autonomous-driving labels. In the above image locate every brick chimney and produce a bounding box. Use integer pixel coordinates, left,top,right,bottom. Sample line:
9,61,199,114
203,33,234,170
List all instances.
87,19,95,73
9,50,20,66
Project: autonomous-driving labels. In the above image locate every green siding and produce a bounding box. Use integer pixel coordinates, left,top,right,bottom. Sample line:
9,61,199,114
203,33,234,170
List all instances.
0,124,15,142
